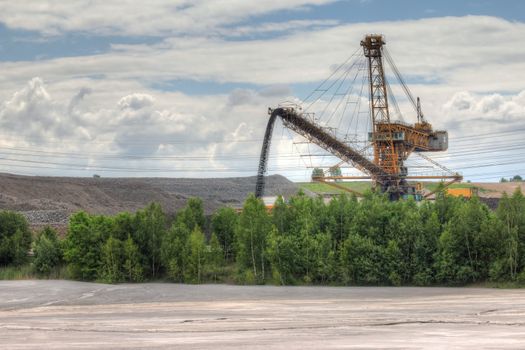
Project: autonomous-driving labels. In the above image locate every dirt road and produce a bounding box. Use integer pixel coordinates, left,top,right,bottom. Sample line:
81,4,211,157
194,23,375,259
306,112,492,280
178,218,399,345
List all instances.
0,281,524,349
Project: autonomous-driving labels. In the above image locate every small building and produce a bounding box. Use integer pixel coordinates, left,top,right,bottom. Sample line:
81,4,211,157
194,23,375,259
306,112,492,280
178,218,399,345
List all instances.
261,196,279,210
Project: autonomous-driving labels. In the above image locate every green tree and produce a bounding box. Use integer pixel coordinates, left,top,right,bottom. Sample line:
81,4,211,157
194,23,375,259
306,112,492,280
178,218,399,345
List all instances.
307,231,335,284
509,189,525,273
100,236,124,283
340,234,382,285
412,205,441,285
26,190,525,287
328,166,342,181
112,212,137,241
211,207,238,261
433,184,462,228
384,240,403,286
235,194,271,284
134,203,166,278
64,212,111,280
493,189,525,280
161,222,190,281
282,193,323,282
0,211,32,266
266,226,301,284
388,199,422,283
33,226,62,275
311,167,324,179
326,194,357,245
207,233,224,282
178,197,206,231
185,227,207,283
435,197,491,284
349,192,392,245
123,235,144,282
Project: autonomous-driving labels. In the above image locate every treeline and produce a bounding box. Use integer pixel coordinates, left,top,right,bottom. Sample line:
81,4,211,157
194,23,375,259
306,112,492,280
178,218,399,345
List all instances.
1,187,525,285
501,175,522,183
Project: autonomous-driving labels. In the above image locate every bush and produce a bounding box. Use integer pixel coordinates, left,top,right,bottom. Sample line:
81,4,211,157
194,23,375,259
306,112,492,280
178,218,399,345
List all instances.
161,222,190,282
100,236,124,283
236,269,256,285
33,227,62,275
3,189,521,287
133,203,166,278
123,235,143,282
211,207,238,261
0,211,32,266
184,227,207,283
63,212,110,280
235,194,271,284
413,270,433,286
206,233,224,282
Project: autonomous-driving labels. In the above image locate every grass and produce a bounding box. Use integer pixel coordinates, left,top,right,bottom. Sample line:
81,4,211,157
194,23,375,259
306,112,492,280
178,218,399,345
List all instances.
299,181,372,195
0,264,35,280
1,264,524,289
0,264,69,280
299,181,494,195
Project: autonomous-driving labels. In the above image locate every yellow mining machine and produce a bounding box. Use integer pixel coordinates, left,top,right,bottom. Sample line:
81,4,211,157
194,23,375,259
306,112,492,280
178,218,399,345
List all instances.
255,34,461,200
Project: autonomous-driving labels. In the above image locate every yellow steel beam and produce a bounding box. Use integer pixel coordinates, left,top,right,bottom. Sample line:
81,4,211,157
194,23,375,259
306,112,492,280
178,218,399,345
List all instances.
319,175,462,181
403,175,463,180
317,176,372,180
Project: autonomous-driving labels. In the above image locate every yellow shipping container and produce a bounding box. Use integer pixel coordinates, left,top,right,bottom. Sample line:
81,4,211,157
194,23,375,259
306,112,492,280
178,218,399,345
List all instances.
446,187,478,198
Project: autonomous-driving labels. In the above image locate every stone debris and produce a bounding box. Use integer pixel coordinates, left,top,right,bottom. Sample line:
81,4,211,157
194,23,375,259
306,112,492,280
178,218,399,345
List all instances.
0,173,300,226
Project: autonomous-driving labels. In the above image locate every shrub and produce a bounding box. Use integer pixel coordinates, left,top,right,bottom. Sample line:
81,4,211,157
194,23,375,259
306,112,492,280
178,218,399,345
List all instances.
33,227,62,275
0,211,32,266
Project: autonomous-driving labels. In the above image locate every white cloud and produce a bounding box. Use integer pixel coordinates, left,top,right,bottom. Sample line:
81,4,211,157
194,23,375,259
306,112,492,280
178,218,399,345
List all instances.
0,15,523,94
445,91,475,111
443,90,525,130
0,0,336,37
0,77,80,141
118,93,155,110
218,19,340,37
0,77,299,177
0,12,524,180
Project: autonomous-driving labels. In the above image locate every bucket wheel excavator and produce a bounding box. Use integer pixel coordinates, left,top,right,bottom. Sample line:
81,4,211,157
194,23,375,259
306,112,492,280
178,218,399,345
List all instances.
255,34,461,200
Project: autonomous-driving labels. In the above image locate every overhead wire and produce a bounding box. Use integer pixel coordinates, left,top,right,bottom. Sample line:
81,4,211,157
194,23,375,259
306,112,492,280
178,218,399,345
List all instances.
383,47,418,113
325,57,364,126
0,123,523,151
2,44,524,181
335,58,365,134
301,46,362,111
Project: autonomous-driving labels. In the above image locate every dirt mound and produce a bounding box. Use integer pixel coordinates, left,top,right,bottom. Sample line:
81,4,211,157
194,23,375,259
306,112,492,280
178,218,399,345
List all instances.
473,182,525,198
0,173,299,226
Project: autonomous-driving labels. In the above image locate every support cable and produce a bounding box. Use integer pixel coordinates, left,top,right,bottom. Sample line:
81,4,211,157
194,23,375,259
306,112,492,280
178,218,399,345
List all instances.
383,47,418,113
302,47,362,112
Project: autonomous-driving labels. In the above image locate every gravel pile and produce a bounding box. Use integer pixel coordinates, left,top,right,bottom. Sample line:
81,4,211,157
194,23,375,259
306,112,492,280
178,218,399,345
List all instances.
0,173,299,226
20,210,71,225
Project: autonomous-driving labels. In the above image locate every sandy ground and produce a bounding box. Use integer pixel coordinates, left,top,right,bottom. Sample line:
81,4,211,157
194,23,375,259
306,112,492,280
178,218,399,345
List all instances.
0,281,524,349
475,182,525,198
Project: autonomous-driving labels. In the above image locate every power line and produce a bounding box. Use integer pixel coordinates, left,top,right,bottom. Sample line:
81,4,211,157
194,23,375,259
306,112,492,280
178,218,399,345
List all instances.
0,158,309,173
0,121,523,149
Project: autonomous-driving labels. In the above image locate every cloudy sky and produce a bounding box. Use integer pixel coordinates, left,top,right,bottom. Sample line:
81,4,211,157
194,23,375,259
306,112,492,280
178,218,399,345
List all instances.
0,0,524,182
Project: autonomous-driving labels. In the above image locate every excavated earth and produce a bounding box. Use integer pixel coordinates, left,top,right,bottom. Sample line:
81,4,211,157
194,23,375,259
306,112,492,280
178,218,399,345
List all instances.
0,171,518,229
1,281,525,349
0,173,300,228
